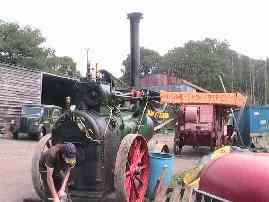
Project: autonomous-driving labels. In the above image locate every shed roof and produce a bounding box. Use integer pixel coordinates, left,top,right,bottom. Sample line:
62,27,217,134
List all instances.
139,73,210,93
177,79,210,93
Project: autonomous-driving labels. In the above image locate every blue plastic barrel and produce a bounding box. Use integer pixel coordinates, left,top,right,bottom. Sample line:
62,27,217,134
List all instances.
147,152,175,199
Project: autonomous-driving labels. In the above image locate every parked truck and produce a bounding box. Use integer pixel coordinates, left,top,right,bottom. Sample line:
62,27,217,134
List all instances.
11,104,62,140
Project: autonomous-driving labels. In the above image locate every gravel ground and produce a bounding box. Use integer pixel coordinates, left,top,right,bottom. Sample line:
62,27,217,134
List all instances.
0,136,38,202
150,133,210,175
0,133,209,202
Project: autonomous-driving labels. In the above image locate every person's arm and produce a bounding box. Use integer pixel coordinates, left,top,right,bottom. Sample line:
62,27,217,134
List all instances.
46,165,60,202
58,167,72,198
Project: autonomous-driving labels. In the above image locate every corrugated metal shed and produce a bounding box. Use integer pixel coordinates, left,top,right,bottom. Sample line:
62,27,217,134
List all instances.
0,63,42,129
0,63,79,131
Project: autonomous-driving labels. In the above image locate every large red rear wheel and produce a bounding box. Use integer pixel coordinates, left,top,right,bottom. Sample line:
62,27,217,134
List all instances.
114,134,149,202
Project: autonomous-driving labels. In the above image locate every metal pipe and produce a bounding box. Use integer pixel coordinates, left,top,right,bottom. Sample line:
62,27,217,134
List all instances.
86,48,91,80
127,12,143,88
218,75,244,145
265,58,268,105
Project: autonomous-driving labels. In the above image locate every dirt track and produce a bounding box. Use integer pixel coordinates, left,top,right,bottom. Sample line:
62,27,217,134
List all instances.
0,134,209,202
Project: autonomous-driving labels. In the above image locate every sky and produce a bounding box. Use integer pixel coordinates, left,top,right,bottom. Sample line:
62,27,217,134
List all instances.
1,0,269,78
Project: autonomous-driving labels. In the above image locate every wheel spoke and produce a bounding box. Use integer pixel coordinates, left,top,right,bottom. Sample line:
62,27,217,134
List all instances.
137,149,146,165
135,175,143,185
131,139,141,165
129,179,135,201
131,178,139,200
138,165,148,170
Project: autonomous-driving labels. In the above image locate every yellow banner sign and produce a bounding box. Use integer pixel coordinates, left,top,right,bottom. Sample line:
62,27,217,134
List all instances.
147,110,170,119
160,91,247,107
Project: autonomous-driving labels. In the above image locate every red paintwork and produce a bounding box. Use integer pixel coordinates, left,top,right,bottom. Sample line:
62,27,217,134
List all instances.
177,105,219,147
182,105,214,131
125,136,149,202
139,73,179,87
199,153,269,202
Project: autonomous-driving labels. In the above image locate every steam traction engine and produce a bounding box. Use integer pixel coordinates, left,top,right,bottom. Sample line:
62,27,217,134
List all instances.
31,79,158,202
31,12,171,202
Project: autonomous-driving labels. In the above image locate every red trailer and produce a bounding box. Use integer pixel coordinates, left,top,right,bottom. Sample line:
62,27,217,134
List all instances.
160,91,246,154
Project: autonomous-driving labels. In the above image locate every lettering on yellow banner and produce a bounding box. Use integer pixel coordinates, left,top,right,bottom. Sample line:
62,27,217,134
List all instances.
147,110,170,119
160,91,247,107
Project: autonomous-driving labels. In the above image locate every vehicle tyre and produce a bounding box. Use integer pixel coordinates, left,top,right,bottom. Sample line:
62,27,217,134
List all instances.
13,132,18,140
210,137,216,151
32,134,52,199
36,129,45,141
174,139,182,155
193,145,199,151
148,142,170,153
28,133,35,140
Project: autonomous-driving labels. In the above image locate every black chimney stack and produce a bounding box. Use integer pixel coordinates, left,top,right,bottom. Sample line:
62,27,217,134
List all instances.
127,12,143,88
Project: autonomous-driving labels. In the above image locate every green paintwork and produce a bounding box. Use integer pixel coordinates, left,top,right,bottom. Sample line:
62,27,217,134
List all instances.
120,112,154,141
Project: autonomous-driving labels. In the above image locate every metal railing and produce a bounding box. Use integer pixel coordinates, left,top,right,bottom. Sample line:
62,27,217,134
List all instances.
190,188,232,202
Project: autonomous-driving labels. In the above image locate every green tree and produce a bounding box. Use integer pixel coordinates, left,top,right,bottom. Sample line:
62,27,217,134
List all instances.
121,38,269,105
46,56,79,78
121,47,161,83
160,38,229,91
0,20,50,68
0,20,80,78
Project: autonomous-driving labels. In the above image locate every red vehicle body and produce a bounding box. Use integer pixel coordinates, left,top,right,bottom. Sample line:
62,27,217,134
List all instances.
174,104,229,154
199,153,269,202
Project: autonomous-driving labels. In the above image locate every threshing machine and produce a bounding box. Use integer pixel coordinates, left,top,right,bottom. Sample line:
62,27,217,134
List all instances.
160,91,246,154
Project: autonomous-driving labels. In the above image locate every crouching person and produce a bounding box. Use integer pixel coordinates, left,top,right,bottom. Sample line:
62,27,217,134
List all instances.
39,143,76,202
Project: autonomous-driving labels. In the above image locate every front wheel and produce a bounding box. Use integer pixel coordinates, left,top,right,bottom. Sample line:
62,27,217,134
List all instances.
35,129,45,141
32,134,52,199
